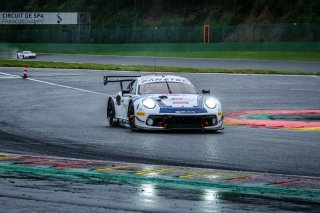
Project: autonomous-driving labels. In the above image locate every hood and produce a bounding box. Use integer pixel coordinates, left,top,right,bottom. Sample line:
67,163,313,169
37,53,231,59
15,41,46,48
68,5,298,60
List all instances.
151,94,203,108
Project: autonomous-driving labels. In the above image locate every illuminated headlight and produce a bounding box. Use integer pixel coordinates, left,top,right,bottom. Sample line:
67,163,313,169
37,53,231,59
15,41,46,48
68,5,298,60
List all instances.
205,98,217,109
142,98,156,109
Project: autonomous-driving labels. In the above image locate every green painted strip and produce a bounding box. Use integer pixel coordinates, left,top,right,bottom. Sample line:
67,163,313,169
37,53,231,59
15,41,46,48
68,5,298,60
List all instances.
1,163,319,202
240,114,275,120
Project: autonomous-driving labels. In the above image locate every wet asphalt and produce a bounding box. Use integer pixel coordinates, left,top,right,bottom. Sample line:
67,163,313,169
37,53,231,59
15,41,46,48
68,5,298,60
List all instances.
0,67,319,176
0,66,320,212
2,176,319,213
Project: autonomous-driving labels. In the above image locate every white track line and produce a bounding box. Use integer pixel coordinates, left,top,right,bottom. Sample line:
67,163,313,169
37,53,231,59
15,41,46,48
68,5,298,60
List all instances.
29,78,108,96
0,76,20,79
0,71,108,96
0,71,21,78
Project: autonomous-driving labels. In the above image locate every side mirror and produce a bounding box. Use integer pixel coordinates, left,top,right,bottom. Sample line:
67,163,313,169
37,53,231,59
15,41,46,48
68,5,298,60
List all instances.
202,89,210,94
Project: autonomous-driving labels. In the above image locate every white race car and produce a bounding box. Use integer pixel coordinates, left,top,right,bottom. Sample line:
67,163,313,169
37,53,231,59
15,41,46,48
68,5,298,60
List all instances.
17,51,37,59
104,75,223,131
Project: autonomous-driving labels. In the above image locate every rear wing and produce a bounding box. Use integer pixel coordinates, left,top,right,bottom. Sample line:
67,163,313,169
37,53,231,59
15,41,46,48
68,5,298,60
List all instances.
103,75,140,90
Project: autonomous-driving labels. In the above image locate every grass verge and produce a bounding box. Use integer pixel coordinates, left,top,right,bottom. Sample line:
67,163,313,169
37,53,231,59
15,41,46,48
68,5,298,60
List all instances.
1,42,320,61
0,59,319,76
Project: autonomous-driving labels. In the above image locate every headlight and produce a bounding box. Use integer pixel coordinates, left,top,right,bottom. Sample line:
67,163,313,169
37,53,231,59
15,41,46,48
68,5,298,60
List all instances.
205,98,217,109
142,98,156,109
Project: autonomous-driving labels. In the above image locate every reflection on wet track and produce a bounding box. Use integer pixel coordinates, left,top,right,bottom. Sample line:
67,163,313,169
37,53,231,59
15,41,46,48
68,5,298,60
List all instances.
1,153,320,204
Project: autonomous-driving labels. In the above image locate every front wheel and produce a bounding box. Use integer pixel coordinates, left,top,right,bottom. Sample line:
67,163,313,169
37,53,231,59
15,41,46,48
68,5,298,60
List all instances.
127,102,137,131
107,99,118,127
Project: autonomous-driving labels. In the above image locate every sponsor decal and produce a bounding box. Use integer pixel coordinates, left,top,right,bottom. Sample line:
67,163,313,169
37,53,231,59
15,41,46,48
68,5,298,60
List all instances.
136,112,145,116
140,77,190,84
157,100,167,108
197,96,204,108
112,92,118,99
173,102,189,104
176,111,196,114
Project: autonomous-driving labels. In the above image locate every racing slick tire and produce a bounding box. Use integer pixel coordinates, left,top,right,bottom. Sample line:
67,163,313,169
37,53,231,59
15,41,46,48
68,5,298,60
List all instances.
107,98,118,127
128,102,138,131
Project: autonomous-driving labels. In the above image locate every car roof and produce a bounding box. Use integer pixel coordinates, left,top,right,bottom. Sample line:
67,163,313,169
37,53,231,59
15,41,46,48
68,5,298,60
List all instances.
138,75,192,85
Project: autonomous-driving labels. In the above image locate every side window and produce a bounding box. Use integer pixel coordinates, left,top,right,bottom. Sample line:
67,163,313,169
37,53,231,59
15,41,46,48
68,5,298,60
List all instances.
130,80,137,94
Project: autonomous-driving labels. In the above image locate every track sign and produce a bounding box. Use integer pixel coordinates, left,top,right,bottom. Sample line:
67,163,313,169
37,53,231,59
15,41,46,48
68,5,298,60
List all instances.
0,12,78,25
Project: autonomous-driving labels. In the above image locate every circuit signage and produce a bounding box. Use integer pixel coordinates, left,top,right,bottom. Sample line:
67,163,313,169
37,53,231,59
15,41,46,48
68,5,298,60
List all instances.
0,12,78,24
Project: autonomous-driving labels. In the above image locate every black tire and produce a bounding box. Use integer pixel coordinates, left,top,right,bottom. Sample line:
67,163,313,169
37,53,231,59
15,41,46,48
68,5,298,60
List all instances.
107,99,118,127
207,130,219,133
127,102,137,131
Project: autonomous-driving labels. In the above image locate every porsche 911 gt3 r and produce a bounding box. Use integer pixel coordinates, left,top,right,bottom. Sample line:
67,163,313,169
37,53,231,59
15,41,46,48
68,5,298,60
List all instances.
17,51,37,59
104,75,223,131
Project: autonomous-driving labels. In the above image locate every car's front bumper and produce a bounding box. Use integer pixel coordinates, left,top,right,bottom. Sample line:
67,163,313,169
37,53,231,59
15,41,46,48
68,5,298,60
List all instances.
135,114,224,131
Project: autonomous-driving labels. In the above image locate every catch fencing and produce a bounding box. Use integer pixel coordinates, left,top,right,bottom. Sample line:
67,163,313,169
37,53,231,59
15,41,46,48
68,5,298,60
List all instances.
0,23,319,43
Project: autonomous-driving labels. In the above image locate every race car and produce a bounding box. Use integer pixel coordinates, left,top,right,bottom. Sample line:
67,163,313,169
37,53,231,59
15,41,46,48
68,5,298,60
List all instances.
17,51,37,59
104,75,223,131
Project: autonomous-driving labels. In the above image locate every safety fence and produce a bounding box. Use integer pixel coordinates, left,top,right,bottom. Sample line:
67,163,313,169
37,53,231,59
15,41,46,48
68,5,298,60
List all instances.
0,23,319,43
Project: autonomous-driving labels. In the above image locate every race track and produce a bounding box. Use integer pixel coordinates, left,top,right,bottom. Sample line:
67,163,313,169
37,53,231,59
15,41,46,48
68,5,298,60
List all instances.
1,63,320,211
1,52,320,72
1,67,319,175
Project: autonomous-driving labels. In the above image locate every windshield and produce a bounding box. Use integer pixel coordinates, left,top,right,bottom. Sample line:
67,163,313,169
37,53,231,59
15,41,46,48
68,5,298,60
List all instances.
138,82,197,95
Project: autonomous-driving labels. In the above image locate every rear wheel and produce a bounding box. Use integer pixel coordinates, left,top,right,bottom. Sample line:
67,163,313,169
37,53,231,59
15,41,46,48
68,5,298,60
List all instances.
107,99,118,127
